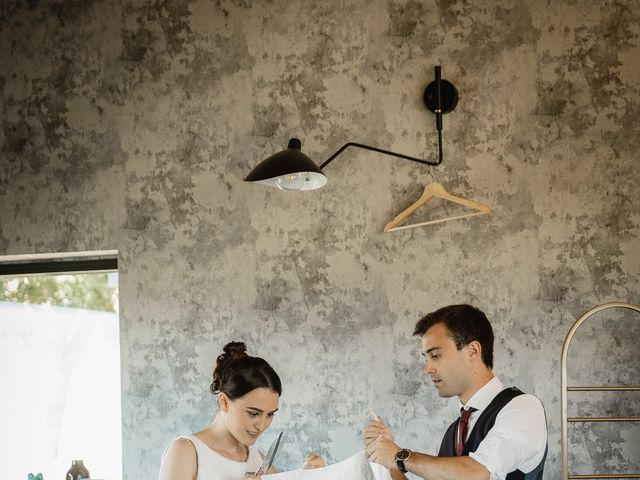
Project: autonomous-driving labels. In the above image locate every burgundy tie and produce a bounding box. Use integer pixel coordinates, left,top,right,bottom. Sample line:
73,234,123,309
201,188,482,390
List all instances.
455,407,477,456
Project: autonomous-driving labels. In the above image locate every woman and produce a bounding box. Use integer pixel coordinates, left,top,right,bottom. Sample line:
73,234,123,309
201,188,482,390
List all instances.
160,341,323,480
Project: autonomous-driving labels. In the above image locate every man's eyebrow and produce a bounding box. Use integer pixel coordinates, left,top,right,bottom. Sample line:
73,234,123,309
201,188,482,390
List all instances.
423,347,441,356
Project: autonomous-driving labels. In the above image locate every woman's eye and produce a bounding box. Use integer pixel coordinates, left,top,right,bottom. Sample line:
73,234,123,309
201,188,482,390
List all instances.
248,412,259,417
268,412,276,418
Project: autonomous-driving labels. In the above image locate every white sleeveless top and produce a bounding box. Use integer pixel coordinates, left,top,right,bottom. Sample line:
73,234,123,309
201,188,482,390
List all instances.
179,435,263,480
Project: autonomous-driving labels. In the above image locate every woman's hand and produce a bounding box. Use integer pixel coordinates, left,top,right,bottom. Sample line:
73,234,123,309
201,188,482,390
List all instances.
302,453,325,469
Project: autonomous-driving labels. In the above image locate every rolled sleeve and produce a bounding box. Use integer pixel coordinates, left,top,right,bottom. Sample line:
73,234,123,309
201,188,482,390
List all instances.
468,394,547,480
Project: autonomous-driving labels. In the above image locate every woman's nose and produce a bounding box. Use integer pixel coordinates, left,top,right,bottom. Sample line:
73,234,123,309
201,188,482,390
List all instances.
255,416,268,430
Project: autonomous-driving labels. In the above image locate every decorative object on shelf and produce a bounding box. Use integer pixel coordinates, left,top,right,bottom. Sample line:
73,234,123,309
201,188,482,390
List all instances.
384,182,491,232
65,460,90,480
244,66,458,192
28,474,43,480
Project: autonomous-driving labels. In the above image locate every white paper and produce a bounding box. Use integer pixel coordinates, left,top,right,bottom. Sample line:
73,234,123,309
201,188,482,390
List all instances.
263,452,392,480
368,461,393,480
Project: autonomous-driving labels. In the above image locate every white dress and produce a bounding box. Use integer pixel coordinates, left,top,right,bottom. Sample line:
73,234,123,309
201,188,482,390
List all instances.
170,435,263,480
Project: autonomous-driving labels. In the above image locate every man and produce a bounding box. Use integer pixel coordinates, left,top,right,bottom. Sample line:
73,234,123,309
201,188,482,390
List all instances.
364,304,547,480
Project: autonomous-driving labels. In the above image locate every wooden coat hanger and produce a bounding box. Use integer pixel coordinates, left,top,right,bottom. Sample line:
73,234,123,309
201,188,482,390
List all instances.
383,182,491,233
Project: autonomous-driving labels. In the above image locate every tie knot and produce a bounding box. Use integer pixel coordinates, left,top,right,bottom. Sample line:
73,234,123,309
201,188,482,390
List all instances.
460,407,477,422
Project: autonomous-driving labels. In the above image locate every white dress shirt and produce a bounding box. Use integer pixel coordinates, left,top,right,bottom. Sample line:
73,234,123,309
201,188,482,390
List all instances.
453,377,547,480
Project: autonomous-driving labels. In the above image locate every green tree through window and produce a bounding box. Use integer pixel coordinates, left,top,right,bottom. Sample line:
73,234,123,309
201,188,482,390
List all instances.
0,273,117,312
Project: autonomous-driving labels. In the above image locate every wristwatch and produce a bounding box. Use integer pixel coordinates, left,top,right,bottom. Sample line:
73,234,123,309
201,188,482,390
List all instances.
395,448,412,473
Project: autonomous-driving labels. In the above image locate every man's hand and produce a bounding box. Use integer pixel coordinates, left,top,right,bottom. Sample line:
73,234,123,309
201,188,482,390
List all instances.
365,435,401,470
363,417,394,448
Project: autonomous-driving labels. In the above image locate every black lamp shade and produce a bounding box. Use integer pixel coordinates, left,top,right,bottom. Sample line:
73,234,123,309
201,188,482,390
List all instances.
244,138,327,191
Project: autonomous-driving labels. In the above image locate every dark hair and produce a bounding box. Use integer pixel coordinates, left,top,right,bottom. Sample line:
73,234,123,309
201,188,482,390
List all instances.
210,341,282,399
413,304,494,369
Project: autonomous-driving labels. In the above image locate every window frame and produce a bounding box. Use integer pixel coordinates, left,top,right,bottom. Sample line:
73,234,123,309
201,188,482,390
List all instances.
0,249,121,480
0,250,117,276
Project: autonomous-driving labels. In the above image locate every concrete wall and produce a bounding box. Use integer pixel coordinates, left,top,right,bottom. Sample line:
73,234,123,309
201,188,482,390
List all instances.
1,0,639,478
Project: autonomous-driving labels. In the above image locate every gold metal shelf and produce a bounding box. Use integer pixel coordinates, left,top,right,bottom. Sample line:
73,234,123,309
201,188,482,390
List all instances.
561,302,640,480
568,416,640,422
568,475,640,479
568,386,640,392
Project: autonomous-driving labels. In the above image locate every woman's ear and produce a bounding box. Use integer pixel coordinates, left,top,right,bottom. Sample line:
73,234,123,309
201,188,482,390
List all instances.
218,392,230,412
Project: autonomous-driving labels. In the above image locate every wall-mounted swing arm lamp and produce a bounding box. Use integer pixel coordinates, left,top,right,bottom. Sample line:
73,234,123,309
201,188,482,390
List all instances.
244,66,458,192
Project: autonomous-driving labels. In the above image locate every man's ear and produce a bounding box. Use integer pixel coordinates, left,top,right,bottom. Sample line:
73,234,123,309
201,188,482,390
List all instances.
218,392,230,412
466,340,483,362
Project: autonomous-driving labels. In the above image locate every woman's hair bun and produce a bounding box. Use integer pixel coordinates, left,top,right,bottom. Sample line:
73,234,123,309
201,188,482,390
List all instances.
210,341,249,395
217,341,247,365
209,341,281,399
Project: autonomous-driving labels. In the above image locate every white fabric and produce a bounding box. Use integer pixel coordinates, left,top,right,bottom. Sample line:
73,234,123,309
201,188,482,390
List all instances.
263,452,392,480
457,377,547,480
178,435,264,480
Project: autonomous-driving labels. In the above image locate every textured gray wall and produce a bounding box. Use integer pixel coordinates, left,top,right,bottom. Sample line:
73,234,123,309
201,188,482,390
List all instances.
1,0,639,479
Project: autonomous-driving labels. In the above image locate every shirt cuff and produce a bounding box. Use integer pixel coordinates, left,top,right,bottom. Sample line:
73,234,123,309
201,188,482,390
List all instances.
468,451,505,480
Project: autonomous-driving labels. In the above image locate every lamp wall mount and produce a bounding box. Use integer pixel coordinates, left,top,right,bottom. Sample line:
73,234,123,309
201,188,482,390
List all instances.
423,65,458,165
423,71,459,114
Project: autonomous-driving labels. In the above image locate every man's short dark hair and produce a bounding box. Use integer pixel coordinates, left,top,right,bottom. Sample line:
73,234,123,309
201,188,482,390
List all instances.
413,304,494,369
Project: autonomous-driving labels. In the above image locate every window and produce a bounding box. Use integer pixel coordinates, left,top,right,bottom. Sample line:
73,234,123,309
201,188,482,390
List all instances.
0,252,121,480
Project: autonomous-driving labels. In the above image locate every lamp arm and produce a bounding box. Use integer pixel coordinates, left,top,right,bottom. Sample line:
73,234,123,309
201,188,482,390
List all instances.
318,67,451,171
318,142,442,170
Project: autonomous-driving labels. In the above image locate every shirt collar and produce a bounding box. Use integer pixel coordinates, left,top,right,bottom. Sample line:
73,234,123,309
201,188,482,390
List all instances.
458,376,504,412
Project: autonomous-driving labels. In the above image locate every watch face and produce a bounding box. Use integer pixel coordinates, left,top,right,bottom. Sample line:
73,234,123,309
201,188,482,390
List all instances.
396,448,412,461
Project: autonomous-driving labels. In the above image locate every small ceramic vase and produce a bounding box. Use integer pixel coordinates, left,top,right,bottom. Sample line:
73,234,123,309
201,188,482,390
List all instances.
65,460,90,480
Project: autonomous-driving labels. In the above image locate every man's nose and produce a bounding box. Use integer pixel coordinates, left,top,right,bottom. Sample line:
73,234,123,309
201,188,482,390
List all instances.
423,360,435,374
